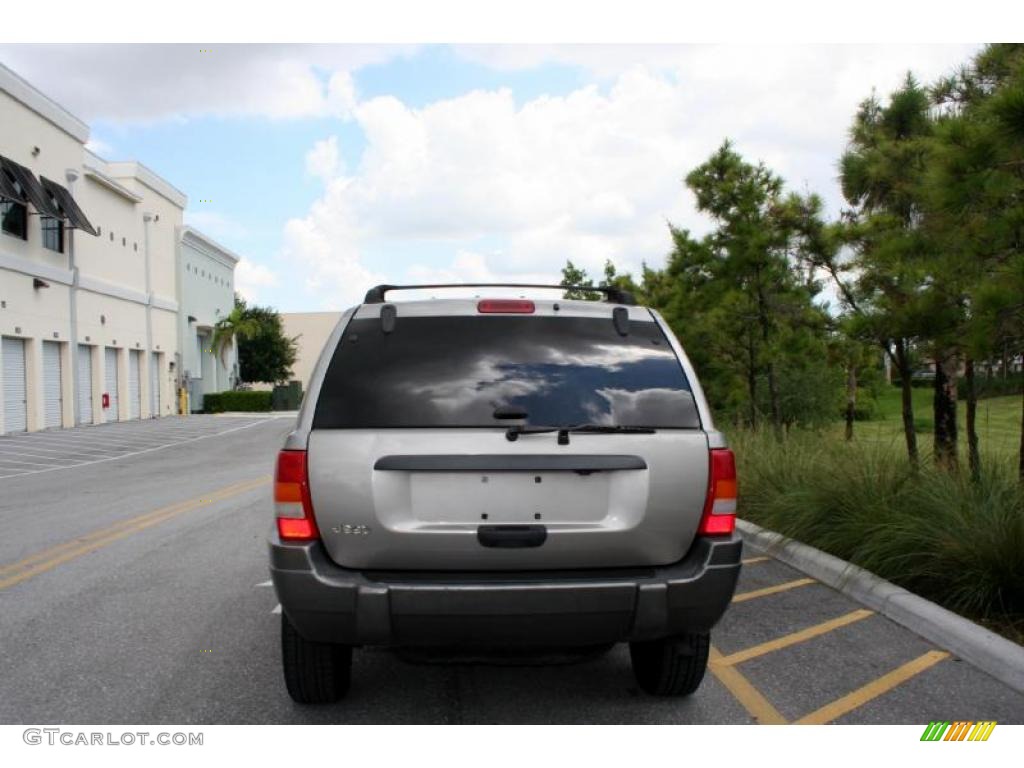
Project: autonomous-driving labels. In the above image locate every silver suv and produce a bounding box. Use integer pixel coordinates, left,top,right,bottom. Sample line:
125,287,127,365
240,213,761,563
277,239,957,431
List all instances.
269,284,742,704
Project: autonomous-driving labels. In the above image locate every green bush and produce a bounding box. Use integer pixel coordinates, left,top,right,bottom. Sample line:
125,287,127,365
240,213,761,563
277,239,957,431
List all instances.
202,390,272,413
959,372,1024,401
729,429,1024,634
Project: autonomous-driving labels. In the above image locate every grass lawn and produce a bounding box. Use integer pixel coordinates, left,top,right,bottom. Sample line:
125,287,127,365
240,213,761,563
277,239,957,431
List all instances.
845,388,1022,459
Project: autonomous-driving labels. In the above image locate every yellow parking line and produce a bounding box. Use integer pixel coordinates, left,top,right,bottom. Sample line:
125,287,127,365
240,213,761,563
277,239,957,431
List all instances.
742,556,771,565
0,476,270,590
795,650,951,724
709,645,787,724
0,492,232,577
716,609,875,667
732,577,815,603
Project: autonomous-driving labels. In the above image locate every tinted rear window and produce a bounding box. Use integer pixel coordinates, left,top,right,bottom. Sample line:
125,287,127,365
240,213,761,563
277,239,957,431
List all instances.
312,315,699,429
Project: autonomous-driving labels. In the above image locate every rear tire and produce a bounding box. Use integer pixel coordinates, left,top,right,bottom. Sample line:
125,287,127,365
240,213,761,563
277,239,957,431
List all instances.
629,633,710,696
281,613,352,704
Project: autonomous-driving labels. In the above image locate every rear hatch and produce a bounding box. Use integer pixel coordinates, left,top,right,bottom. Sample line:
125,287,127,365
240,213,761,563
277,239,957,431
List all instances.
306,299,709,570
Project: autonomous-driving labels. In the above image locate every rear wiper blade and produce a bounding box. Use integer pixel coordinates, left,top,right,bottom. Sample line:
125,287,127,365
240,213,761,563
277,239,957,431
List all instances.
568,425,656,434
505,423,655,443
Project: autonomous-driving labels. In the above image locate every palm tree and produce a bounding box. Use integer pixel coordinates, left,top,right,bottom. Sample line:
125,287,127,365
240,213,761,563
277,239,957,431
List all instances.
211,304,259,371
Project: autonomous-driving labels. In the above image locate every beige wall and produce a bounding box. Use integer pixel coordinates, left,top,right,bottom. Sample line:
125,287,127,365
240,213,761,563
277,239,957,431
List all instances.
280,312,342,390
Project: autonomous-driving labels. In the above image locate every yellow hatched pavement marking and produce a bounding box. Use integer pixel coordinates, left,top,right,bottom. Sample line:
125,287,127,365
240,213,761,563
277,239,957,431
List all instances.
708,646,788,725
795,650,950,724
741,556,771,565
716,609,875,667
0,476,270,590
732,577,815,603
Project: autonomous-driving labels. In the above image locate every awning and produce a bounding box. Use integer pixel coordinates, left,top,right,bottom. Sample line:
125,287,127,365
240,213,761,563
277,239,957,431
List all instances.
41,176,98,236
0,164,24,203
0,156,63,218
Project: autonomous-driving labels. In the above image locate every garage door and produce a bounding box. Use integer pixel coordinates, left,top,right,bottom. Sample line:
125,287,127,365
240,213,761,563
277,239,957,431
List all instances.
149,353,161,417
42,340,63,429
128,349,141,420
104,347,119,423
77,345,93,425
2,337,28,434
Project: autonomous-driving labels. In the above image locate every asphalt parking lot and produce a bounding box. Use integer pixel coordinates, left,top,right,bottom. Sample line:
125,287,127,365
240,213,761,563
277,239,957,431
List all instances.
0,416,1021,724
0,415,284,478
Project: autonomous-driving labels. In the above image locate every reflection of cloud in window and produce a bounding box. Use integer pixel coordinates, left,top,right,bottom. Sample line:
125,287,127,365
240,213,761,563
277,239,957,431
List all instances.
397,354,553,417
525,342,670,372
595,387,698,426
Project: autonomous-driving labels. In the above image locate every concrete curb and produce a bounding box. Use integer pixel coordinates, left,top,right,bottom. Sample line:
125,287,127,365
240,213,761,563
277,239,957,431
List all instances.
736,518,1024,694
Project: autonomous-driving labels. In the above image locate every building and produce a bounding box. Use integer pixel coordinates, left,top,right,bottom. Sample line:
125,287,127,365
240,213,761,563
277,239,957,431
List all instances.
178,227,239,412
278,312,341,391
1,61,238,433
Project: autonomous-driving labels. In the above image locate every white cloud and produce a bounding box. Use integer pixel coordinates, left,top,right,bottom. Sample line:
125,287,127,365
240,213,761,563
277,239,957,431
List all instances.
305,136,341,180
283,44,979,309
234,258,279,303
84,136,113,157
403,251,565,300
326,71,357,119
0,44,414,121
280,189,388,309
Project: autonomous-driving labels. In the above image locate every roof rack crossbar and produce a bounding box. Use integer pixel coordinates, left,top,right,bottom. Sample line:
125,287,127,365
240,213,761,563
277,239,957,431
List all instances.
363,283,636,306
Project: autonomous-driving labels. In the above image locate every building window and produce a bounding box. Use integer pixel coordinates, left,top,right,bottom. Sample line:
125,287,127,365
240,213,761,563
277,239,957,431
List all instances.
1,199,28,239
41,216,64,252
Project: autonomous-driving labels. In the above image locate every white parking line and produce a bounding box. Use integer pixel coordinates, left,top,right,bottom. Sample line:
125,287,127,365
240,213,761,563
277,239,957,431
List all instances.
0,420,271,479
271,604,282,614
255,580,272,587
0,449,81,462
7,434,165,450
0,442,104,456
0,457,80,469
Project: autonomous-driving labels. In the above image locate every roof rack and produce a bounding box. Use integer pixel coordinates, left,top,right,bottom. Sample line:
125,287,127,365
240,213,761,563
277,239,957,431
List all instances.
363,283,637,306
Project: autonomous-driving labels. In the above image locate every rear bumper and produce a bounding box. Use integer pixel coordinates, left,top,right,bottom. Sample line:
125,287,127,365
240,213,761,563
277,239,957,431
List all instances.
269,532,742,647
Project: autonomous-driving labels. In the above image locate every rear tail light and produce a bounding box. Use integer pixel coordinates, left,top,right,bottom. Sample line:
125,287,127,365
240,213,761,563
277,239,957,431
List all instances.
275,449,319,541
477,299,535,314
698,448,737,535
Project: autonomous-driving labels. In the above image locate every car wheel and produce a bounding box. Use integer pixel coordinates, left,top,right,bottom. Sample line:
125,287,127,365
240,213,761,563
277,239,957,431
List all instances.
281,613,352,704
629,633,710,696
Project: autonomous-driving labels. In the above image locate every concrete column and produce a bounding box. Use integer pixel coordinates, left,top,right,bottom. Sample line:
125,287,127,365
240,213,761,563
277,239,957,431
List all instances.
60,340,74,428
117,347,129,422
66,168,81,427
26,336,43,432
91,344,103,424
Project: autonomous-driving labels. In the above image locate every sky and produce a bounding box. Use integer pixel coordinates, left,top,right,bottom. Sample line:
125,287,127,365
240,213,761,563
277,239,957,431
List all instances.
0,43,981,311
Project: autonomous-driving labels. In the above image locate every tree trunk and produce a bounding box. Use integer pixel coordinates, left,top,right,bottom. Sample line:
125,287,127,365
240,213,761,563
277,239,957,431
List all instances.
891,341,918,466
766,362,782,440
754,272,781,438
845,365,857,441
746,335,758,430
1019,384,1024,484
965,357,980,482
933,351,959,472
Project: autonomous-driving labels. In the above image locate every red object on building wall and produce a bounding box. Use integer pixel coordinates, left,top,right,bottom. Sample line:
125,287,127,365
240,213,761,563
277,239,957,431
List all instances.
102,393,110,409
